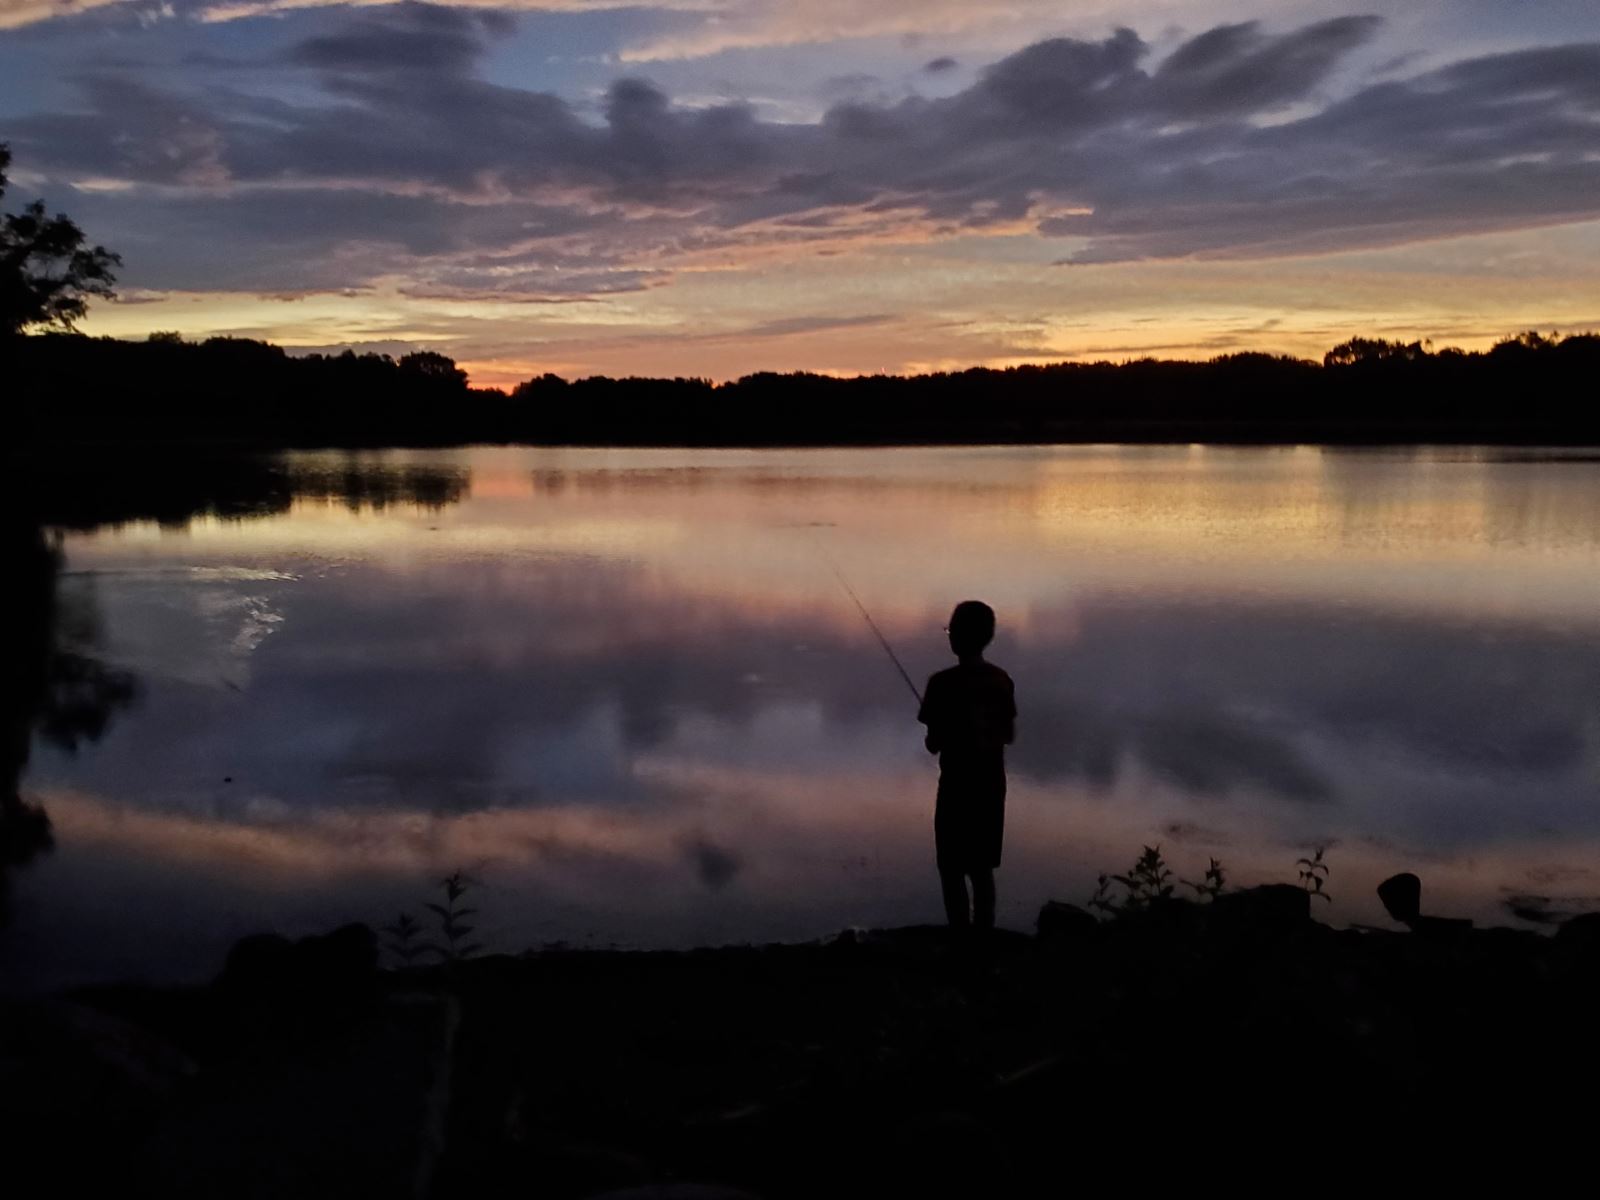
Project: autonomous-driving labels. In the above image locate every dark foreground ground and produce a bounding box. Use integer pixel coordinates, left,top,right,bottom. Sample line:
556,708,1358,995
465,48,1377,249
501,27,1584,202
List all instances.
6,887,1599,1197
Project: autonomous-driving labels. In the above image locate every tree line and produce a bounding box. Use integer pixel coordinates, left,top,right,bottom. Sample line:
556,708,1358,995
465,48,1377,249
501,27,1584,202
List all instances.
10,328,1599,447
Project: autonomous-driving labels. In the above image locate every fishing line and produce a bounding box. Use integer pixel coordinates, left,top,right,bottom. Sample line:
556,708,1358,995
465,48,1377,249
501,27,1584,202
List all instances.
807,531,923,707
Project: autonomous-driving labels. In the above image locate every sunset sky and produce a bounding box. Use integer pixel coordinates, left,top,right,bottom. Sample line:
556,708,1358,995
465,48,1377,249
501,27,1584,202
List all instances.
5,0,1600,385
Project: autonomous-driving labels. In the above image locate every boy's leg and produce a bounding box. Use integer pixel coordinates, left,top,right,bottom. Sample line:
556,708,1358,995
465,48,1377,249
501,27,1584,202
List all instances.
940,866,971,928
970,869,996,930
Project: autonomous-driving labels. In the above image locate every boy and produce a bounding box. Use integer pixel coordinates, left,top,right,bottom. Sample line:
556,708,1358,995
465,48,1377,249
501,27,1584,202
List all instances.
917,600,1016,932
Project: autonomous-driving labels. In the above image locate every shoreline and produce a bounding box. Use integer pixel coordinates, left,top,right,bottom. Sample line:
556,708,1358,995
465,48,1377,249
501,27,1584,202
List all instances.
9,893,1599,1194
16,429,1600,452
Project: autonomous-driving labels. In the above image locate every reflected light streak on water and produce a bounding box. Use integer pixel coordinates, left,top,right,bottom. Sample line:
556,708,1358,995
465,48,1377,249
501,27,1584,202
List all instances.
7,445,1600,987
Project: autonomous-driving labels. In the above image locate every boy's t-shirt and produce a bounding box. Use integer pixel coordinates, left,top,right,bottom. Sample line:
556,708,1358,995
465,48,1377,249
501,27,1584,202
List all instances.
917,660,1016,769
918,660,1016,871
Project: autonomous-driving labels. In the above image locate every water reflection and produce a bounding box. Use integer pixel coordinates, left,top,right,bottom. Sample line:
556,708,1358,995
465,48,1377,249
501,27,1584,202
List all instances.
0,452,469,940
1,522,66,923
6,446,1600,987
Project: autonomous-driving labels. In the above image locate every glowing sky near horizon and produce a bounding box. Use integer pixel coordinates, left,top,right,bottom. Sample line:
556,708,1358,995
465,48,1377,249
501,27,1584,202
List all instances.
4,1,1600,384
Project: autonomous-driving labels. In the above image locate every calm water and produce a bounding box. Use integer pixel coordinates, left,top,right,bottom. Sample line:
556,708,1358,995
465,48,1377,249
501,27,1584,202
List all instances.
8,445,1600,987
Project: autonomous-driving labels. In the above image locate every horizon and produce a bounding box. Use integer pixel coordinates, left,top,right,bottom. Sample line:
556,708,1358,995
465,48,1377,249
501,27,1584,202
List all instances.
5,1,1600,387
23,325,1597,392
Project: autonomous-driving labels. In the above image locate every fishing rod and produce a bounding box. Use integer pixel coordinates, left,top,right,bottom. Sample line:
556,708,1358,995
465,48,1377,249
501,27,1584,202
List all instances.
810,535,923,707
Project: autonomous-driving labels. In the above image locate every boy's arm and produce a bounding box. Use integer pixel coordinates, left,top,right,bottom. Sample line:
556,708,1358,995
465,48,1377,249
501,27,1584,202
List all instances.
918,677,941,754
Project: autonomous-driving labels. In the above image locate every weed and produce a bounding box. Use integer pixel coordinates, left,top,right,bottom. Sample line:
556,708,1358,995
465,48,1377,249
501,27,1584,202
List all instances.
425,868,485,961
1088,873,1119,918
1181,857,1227,901
382,911,426,965
1089,845,1182,915
1297,847,1332,904
382,868,487,968
1116,845,1175,906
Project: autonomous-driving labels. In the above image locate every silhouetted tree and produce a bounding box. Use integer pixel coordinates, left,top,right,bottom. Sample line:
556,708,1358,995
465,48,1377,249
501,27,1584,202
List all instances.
1,520,59,920
7,324,1599,447
511,372,570,401
0,512,132,922
399,350,468,388
1488,329,1562,362
0,143,120,336
1323,337,1429,367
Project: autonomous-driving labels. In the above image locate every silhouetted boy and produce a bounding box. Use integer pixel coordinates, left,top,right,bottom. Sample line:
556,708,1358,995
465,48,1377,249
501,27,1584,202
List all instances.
917,601,1016,932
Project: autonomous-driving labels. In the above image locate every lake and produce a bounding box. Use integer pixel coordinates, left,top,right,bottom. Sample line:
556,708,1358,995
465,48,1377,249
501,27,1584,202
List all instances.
7,444,1600,988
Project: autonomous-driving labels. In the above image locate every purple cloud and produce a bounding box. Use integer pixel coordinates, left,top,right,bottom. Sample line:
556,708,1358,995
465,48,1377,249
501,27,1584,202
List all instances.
10,9,1600,295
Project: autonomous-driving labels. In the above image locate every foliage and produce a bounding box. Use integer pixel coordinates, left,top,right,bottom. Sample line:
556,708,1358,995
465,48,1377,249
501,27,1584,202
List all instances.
383,869,487,966
1322,337,1430,367
1092,844,1337,918
1090,845,1181,915
1,143,120,335
1116,845,1176,905
382,911,427,965
1297,847,1332,904
1,794,53,869
1181,857,1227,901
426,868,485,961
1088,873,1118,918
1325,329,1595,369
399,350,468,388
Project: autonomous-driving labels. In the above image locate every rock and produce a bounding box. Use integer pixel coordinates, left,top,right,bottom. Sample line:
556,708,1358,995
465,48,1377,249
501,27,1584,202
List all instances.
528,1142,654,1197
1374,874,1473,936
0,999,196,1113
1209,885,1312,937
1411,915,1473,939
583,1188,763,1200
219,932,294,994
0,998,197,1188
141,992,458,1200
295,922,379,986
892,1110,1004,1194
1556,911,1600,951
216,924,378,1036
1035,901,1098,946
220,924,376,992
1377,873,1423,925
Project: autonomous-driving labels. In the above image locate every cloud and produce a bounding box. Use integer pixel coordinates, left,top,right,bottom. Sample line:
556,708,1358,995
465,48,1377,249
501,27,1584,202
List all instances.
1006,597,1600,806
0,0,121,30
10,10,1600,299
740,313,892,338
614,0,1146,63
682,834,742,890
1147,15,1379,117
284,5,513,74
0,0,710,33
45,521,1600,823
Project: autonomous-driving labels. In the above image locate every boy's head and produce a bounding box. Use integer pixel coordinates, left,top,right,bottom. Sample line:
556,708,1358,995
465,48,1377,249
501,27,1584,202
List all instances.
947,600,996,658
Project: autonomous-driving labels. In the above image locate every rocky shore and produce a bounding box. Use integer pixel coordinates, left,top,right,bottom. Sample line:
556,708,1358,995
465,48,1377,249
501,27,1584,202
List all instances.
5,881,1598,1197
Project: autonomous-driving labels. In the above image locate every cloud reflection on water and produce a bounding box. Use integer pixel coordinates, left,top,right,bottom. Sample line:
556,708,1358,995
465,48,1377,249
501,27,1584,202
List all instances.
11,446,1600,985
